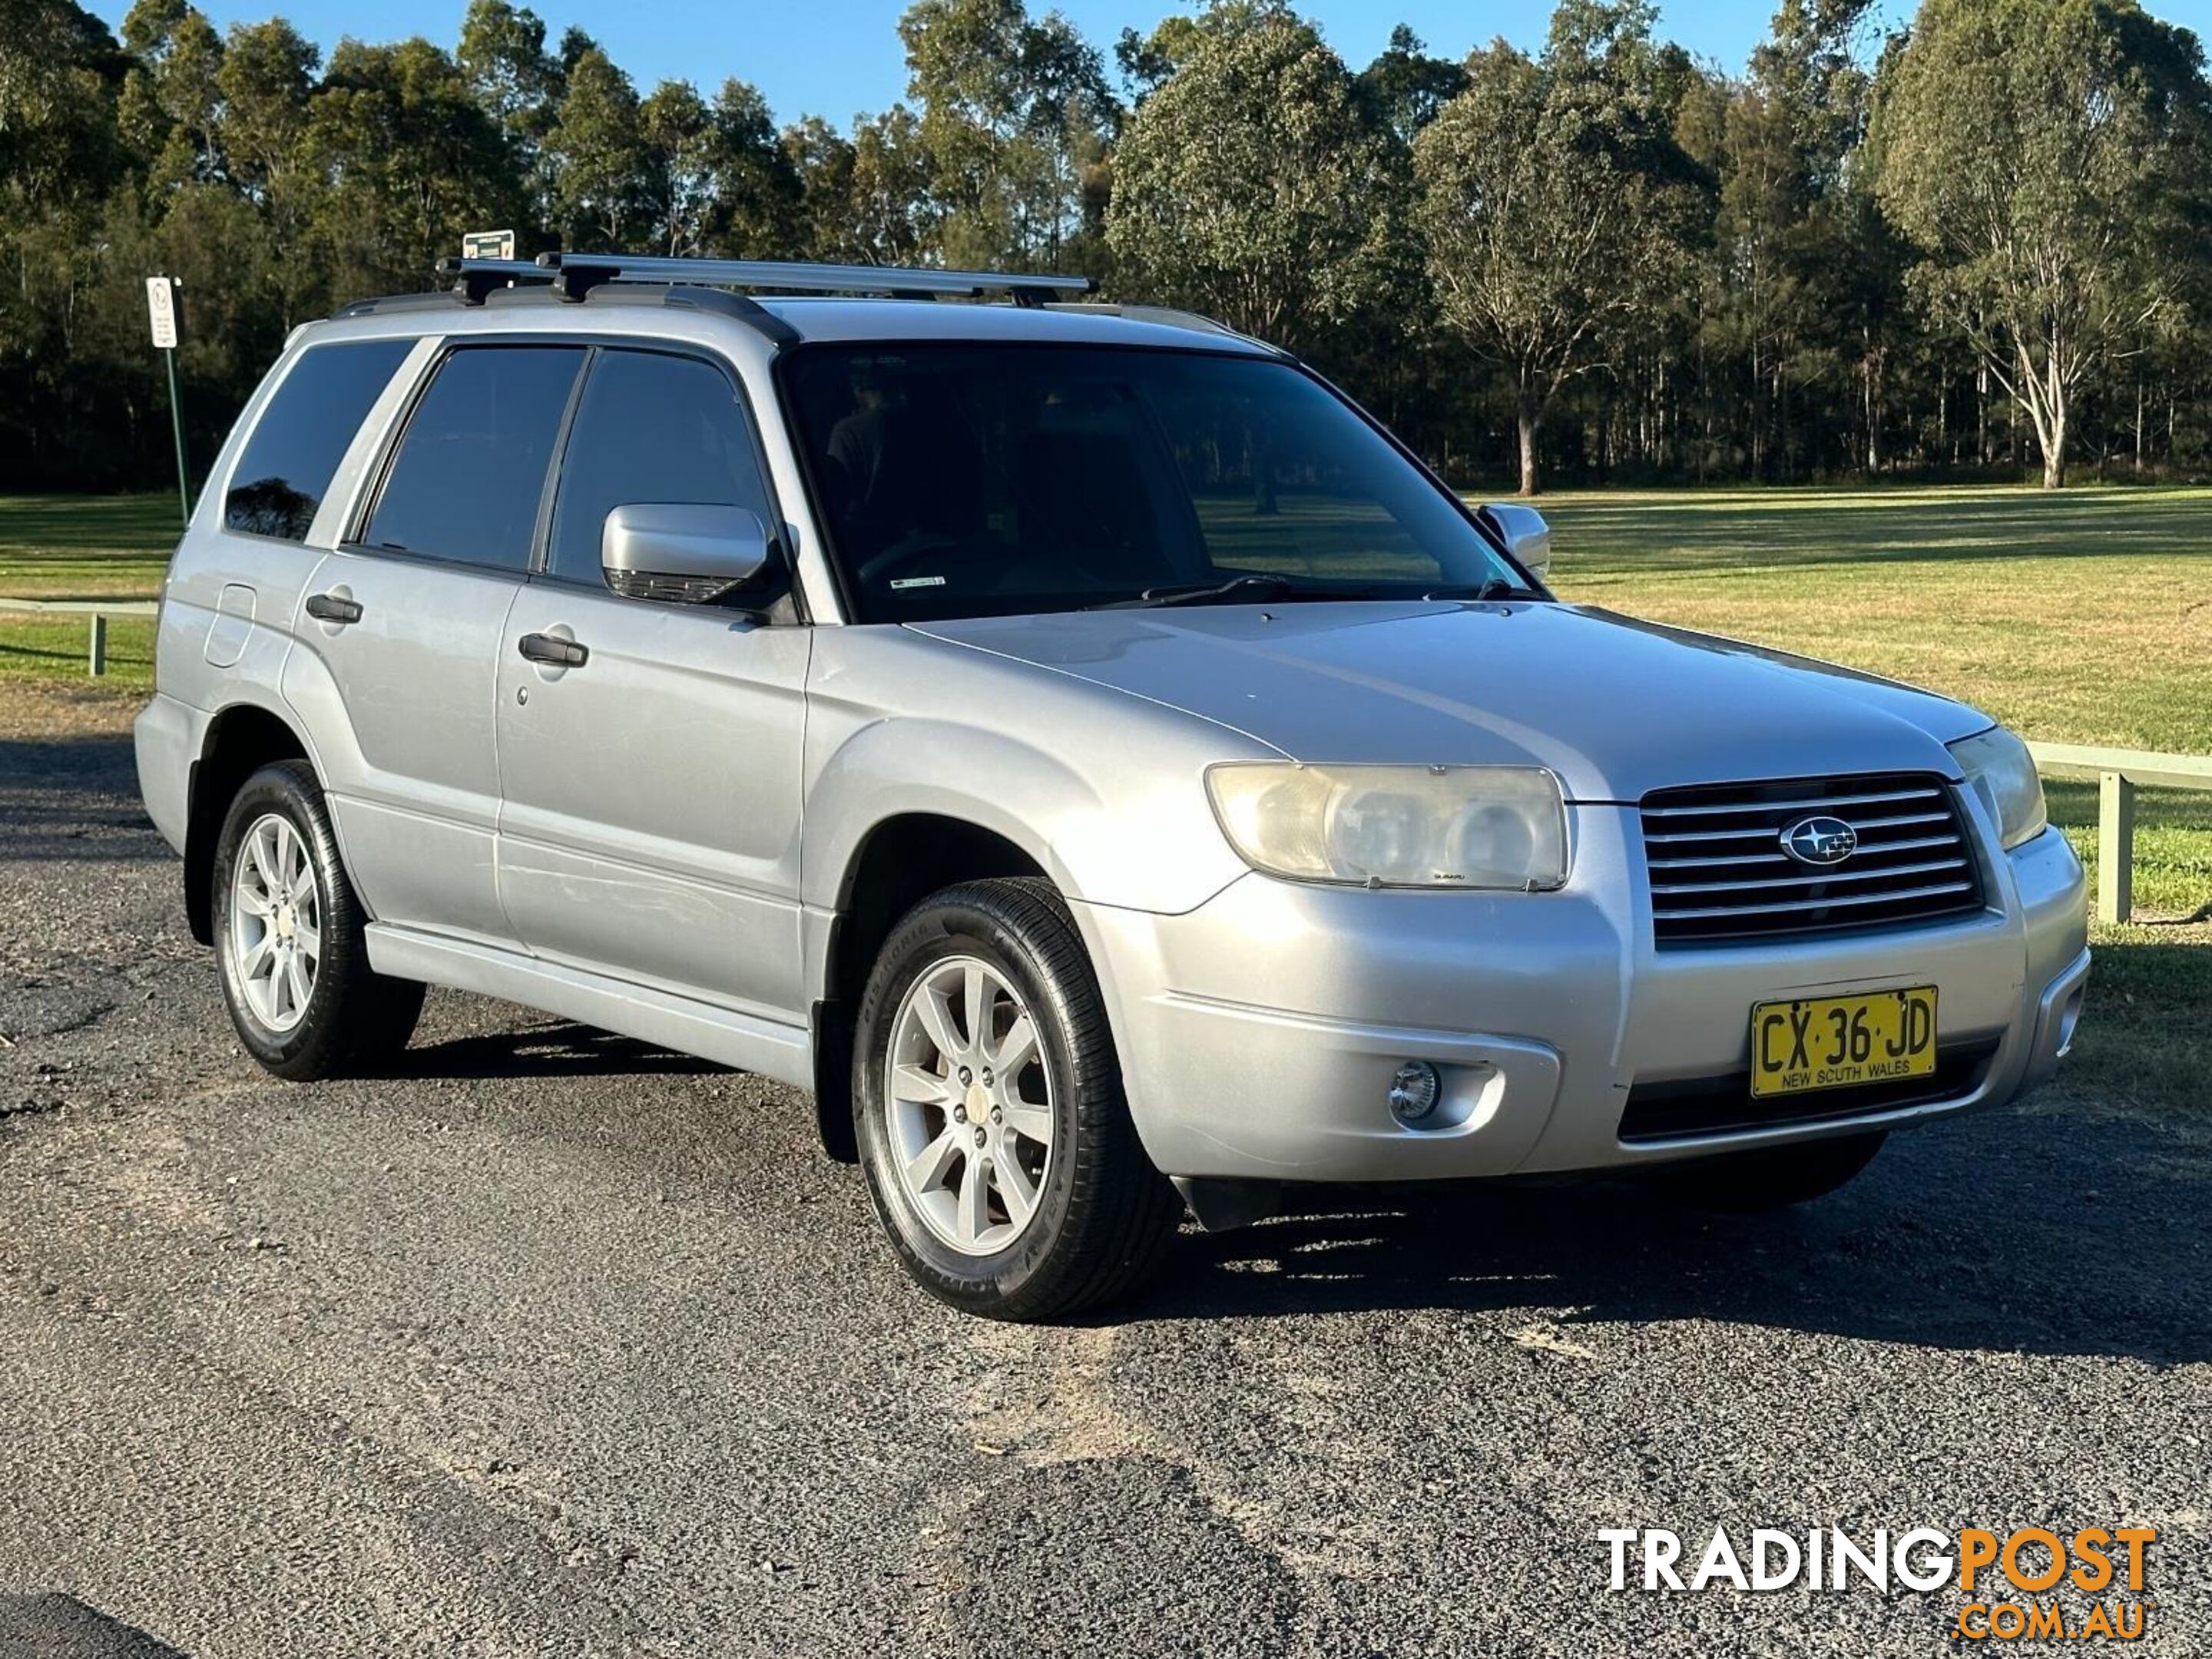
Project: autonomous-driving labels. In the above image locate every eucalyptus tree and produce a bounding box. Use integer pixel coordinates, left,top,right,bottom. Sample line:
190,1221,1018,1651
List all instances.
117,0,225,190
1415,2,1700,494
457,0,562,224
1355,24,1466,143
1869,0,2212,487
642,77,803,257
897,0,1118,270
303,37,520,297
548,47,649,250
1105,12,1406,354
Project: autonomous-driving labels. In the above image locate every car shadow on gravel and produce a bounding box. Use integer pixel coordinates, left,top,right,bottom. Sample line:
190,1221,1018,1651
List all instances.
0,734,163,864
0,1594,187,1658
1141,1106,2211,1366
392,1018,724,1080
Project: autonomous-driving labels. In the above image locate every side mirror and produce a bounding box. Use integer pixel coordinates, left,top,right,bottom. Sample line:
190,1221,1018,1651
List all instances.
1479,502,1551,584
601,503,771,604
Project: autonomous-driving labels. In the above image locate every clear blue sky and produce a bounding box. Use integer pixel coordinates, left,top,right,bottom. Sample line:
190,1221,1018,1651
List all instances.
93,0,2212,127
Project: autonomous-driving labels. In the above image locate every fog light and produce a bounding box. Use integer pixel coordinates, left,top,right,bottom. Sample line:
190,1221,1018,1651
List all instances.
1388,1060,1441,1125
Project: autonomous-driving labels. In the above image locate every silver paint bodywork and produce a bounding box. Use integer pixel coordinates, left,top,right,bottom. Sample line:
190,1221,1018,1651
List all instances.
137,295,2089,1184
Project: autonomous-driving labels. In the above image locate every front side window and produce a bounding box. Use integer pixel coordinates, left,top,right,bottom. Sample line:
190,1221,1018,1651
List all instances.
363,346,585,571
546,349,777,587
224,339,414,541
781,343,1524,623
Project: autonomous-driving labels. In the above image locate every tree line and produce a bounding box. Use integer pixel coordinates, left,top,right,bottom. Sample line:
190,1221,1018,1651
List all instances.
2,0,2207,495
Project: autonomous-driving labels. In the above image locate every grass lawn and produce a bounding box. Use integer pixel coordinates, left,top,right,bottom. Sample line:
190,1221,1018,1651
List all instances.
1535,483,2212,755
0,491,178,596
0,492,174,696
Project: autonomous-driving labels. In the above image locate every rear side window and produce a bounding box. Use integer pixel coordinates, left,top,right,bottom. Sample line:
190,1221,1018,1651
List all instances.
546,350,776,586
364,346,585,571
224,339,413,541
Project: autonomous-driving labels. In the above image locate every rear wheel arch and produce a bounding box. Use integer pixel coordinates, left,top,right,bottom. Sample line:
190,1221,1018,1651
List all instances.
811,813,1049,1162
185,704,313,945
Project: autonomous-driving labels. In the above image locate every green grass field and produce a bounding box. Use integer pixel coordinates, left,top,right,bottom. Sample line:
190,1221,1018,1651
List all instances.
1,482,2205,1107
1536,484,2212,755
0,492,174,690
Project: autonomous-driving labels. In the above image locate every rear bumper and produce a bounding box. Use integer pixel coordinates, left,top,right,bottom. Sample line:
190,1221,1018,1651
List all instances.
1075,805,2089,1184
133,692,204,857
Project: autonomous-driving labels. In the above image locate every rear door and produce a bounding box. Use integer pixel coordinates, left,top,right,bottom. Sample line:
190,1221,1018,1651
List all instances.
290,343,587,945
493,345,811,1020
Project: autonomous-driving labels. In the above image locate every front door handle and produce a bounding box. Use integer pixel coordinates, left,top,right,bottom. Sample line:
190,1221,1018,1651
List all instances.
304,592,363,624
518,631,588,667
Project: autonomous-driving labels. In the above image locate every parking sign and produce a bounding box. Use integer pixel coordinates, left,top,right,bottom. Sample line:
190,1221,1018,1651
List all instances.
145,276,178,349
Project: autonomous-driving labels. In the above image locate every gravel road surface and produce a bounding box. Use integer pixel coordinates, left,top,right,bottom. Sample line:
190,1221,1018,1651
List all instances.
2,727,2207,1657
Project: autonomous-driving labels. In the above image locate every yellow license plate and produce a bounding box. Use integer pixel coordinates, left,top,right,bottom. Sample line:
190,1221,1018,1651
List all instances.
1750,987,1938,1098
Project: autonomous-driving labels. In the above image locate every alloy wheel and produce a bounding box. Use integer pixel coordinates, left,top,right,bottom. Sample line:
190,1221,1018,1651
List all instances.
227,811,320,1033
883,955,1055,1256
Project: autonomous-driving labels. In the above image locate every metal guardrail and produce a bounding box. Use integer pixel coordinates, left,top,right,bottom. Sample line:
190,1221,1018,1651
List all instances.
0,596,159,677
2027,741,2212,924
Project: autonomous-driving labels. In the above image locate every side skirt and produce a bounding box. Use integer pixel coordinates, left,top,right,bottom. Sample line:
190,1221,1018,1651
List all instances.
364,923,814,1091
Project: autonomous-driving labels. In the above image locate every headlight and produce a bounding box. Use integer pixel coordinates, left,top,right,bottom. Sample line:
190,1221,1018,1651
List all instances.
1205,763,1568,889
1949,726,2048,850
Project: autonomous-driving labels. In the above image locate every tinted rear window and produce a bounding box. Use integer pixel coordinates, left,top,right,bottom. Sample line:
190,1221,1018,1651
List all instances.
364,346,585,571
224,339,413,541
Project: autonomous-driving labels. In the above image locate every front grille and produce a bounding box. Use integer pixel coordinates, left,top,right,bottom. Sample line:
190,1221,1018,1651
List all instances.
1640,771,1984,945
1618,1038,2002,1143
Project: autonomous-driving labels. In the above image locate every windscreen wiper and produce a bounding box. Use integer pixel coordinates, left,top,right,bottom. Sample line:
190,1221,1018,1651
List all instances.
1093,573,1376,611
1422,577,1547,601
1092,572,1547,611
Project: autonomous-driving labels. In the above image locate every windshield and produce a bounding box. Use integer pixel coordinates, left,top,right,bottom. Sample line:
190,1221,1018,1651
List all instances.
782,343,1528,623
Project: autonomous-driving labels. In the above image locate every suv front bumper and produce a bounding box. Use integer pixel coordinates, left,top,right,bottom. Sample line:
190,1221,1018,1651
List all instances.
1075,803,2088,1184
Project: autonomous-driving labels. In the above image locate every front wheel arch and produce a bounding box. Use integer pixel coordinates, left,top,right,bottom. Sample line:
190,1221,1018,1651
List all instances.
851,876,1180,1319
812,814,1048,1162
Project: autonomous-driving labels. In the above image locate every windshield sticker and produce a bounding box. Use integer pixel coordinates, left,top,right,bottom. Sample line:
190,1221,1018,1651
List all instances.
889,575,947,590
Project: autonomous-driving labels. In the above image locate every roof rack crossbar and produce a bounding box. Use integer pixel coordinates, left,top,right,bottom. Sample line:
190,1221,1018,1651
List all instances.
436,257,556,305
538,253,1090,300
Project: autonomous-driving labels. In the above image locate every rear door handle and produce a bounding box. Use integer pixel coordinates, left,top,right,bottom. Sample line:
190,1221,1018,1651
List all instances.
304,592,363,624
518,631,588,667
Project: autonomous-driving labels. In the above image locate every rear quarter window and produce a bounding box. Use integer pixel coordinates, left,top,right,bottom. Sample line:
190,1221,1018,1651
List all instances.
224,339,415,541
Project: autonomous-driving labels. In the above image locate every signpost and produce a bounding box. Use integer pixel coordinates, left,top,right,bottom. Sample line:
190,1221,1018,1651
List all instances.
146,276,190,527
462,229,517,260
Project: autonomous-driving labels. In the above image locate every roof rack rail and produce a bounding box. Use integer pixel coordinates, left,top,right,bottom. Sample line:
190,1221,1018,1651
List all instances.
393,255,1278,353
528,252,1091,306
1043,300,1284,353
432,252,1088,307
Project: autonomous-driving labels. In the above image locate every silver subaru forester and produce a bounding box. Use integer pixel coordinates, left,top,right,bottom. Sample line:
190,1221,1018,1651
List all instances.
135,253,2090,1319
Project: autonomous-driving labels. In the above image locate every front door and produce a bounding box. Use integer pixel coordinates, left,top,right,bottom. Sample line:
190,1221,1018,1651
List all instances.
493,346,811,1022
290,342,587,945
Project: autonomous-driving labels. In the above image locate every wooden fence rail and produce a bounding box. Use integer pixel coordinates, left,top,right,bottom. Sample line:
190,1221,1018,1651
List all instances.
0,596,160,677
2026,741,2212,924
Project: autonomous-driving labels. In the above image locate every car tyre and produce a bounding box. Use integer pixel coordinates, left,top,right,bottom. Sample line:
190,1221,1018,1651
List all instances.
212,759,424,1081
1657,1129,1886,1212
853,877,1181,1320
